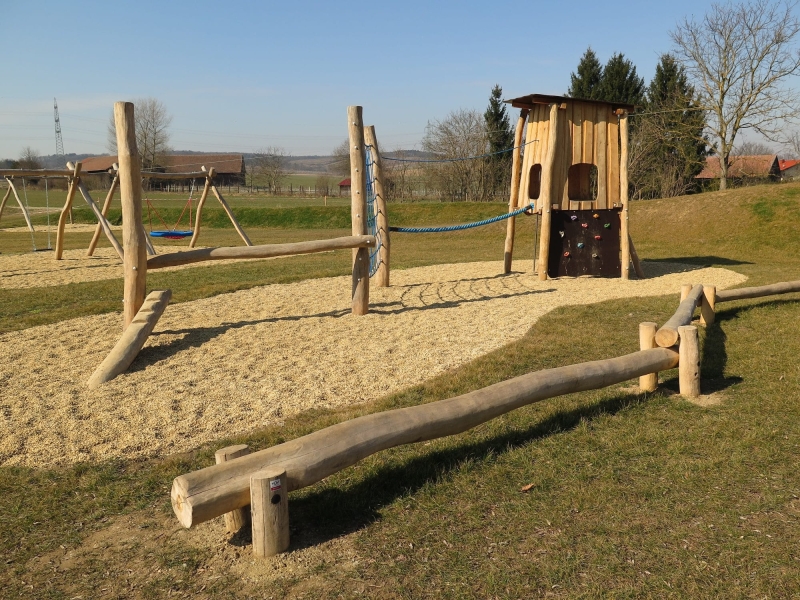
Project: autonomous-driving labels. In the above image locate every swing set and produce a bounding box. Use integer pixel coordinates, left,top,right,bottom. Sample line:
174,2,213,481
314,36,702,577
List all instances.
1,173,62,252
146,179,196,240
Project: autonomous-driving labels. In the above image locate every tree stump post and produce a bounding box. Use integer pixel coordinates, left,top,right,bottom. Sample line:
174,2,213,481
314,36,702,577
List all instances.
250,470,289,558
678,325,701,398
215,444,251,533
639,322,658,392
700,285,716,326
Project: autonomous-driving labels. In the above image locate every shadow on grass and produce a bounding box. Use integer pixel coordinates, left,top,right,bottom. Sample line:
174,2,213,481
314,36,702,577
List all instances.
226,389,657,551
646,256,753,267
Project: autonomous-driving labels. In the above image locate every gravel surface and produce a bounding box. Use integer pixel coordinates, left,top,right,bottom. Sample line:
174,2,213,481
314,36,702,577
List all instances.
0,259,747,468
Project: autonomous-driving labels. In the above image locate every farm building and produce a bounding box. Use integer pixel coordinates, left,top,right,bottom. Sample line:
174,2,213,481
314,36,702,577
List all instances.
779,159,800,181
338,177,351,196
81,153,246,187
696,155,780,185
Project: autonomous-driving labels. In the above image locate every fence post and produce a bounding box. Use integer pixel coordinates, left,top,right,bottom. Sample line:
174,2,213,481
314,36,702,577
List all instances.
678,325,701,398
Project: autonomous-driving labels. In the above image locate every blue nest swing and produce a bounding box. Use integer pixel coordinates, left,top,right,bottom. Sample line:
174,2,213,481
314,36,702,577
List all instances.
146,188,195,240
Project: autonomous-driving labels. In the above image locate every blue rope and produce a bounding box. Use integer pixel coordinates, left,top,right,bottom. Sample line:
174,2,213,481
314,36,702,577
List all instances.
389,203,535,233
364,146,382,277
381,139,538,164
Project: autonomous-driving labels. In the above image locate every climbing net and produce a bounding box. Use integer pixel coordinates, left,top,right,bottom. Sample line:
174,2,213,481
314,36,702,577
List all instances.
364,145,382,277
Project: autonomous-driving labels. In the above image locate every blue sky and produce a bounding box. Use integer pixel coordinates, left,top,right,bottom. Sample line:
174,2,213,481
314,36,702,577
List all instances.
0,0,741,159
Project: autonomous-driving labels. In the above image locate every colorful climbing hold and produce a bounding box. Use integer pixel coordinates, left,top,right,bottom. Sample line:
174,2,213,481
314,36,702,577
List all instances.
592,253,599,259
581,223,588,229
604,223,611,229
593,213,599,219
570,215,578,221
559,230,565,237
577,242,584,249
563,251,570,257
594,235,602,240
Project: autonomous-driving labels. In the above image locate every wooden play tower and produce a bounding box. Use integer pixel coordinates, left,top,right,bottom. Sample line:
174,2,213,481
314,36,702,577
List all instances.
502,94,642,280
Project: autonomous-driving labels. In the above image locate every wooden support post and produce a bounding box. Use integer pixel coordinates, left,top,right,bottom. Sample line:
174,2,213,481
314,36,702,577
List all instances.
5,179,35,233
503,109,529,274
55,163,82,260
115,102,148,329
638,322,658,392
86,290,171,388
537,103,561,281
619,112,631,280
628,234,645,279
700,285,716,326
364,125,390,287
88,173,119,256
203,167,252,247
0,184,13,222
680,283,693,302
678,325,701,398
215,445,251,533
188,175,213,248
348,106,370,314
250,470,289,557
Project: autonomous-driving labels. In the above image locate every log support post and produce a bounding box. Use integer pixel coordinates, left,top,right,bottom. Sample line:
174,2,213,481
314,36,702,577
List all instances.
3,179,35,233
188,173,213,248
348,106,370,314
88,171,119,256
204,167,252,247
537,103,561,281
504,108,529,274
638,322,658,392
678,325,701,398
55,162,82,259
619,112,630,280
215,445,251,533
0,184,11,221
364,125,390,287
251,470,290,557
115,102,148,329
680,283,692,303
700,285,716,326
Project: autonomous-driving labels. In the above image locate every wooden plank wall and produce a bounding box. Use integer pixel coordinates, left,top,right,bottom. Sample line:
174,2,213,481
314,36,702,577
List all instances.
517,101,620,213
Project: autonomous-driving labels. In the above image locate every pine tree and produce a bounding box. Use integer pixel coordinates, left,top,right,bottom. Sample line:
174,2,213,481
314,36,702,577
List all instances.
596,53,645,105
484,84,514,197
568,47,603,99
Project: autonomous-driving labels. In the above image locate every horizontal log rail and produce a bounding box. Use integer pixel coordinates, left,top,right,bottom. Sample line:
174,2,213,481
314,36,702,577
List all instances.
1,169,74,178
147,235,376,270
140,170,210,180
716,279,800,303
655,284,704,348
172,346,681,529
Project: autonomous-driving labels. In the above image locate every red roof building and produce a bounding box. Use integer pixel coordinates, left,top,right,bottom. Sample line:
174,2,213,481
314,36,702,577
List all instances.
696,155,780,181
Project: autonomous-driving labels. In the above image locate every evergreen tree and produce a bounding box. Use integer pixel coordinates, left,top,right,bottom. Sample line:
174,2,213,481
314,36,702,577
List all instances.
596,53,645,105
484,84,514,197
568,47,604,99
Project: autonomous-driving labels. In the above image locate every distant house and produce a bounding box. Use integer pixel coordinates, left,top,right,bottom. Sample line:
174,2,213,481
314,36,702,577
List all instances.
338,178,351,196
696,155,780,185
80,154,246,186
779,159,800,181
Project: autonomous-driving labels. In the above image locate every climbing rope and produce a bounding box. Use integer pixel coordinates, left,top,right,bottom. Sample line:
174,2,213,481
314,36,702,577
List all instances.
364,145,382,277
381,139,538,164
21,177,36,251
389,203,535,234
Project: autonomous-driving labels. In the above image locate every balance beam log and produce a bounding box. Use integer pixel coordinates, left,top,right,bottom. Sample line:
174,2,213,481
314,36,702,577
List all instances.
655,284,704,348
171,346,680,529
715,280,800,303
147,235,376,270
87,290,172,389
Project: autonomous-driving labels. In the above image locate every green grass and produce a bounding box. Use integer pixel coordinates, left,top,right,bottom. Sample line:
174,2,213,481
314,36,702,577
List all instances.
2,183,800,597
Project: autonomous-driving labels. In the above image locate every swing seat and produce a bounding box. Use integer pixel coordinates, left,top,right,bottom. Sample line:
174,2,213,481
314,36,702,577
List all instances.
150,230,193,239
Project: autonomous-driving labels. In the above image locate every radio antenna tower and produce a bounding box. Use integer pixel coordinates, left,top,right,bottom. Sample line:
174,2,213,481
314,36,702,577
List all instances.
53,98,65,157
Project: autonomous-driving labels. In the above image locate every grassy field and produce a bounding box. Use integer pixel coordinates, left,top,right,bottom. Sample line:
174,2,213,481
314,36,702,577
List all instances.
1,184,800,598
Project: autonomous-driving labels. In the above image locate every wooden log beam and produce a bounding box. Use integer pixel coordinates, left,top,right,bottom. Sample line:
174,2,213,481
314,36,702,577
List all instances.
619,112,630,280
628,234,645,279
171,346,680,529
88,174,119,256
0,169,74,178
141,171,208,180
715,280,800,303
55,163,82,259
537,103,561,281
364,125,390,287
188,175,213,248
147,235,376,270
86,290,171,389
0,185,12,222
348,106,370,314
5,178,35,233
215,445,251,533
503,109,529,274
201,166,252,247
655,284,704,348
115,102,148,329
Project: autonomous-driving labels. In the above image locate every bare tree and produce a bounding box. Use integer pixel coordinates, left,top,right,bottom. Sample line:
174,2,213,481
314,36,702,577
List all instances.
383,148,421,201
107,98,173,170
671,0,800,189
328,139,350,179
733,140,776,155
251,146,289,192
422,109,489,201
17,146,42,170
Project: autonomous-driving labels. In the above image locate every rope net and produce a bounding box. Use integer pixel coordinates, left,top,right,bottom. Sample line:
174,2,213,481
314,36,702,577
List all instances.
364,146,383,277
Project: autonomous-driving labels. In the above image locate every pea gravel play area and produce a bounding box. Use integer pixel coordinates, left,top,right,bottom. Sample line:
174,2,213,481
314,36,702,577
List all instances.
0,256,746,468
